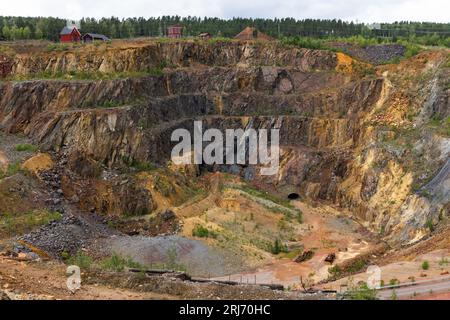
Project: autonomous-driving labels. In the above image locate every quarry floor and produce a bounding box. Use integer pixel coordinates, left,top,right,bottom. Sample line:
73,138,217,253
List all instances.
211,200,376,287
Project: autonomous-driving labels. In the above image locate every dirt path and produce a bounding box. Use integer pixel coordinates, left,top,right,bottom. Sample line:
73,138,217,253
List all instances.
320,249,450,293
0,255,176,300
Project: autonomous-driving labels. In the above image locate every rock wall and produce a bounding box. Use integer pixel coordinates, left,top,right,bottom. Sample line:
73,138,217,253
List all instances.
9,42,338,77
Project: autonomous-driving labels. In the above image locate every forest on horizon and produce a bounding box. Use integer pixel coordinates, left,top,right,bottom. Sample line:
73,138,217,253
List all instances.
0,16,449,45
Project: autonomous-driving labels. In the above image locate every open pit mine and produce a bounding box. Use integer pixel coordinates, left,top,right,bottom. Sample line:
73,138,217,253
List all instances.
0,39,448,300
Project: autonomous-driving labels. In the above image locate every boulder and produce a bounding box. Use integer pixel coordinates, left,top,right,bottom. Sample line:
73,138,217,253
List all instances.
294,250,314,263
324,253,336,264
0,290,10,300
21,153,54,175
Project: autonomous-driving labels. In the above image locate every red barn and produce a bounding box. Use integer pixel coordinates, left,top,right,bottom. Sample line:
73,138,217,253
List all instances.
167,25,182,39
59,26,81,43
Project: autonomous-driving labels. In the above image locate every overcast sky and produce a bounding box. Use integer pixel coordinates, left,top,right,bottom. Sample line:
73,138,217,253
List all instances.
2,0,449,23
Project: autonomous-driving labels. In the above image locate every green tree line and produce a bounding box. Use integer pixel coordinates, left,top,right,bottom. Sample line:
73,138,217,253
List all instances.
0,16,449,45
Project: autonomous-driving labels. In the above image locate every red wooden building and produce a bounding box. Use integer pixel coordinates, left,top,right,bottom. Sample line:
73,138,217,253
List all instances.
59,26,81,43
167,25,182,38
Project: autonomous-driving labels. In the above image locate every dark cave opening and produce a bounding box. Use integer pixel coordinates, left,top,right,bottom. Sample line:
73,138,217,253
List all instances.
287,193,300,200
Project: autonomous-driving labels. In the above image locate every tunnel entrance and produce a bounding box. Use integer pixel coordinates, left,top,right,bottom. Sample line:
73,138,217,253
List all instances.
287,193,300,200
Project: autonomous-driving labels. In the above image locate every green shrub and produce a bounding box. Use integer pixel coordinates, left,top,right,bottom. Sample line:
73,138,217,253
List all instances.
296,210,303,223
342,35,382,47
122,156,157,172
100,252,144,272
67,251,93,270
438,257,449,266
426,218,434,232
346,259,367,273
404,44,421,58
164,245,186,271
146,61,169,76
421,260,430,270
192,224,211,238
148,66,164,76
389,278,400,286
328,265,342,278
391,289,397,300
60,251,70,260
270,238,287,254
346,282,378,300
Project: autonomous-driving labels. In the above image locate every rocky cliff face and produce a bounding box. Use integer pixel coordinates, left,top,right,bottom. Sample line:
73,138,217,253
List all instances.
8,41,337,77
0,41,448,246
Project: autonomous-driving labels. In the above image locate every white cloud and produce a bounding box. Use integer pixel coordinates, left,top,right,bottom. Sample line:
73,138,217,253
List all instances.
1,0,448,22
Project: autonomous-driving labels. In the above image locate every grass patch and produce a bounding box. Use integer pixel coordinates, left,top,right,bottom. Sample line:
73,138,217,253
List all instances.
62,251,159,273
237,185,293,208
122,156,157,172
428,116,450,137
231,184,302,220
95,100,122,109
0,209,61,236
46,43,69,52
15,143,37,152
280,36,332,50
207,37,234,44
100,252,145,272
280,247,303,260
0,161,22,179
8,68,163,82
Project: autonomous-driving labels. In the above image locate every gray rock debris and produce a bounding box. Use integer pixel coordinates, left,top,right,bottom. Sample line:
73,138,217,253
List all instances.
20,214,109,257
